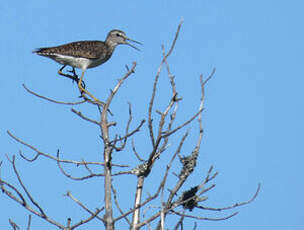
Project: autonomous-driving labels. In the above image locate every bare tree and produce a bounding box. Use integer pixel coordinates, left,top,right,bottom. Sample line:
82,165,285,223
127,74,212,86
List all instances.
0,20,260,230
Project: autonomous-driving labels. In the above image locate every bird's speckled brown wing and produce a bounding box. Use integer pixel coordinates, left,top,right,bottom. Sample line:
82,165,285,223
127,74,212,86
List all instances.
34,41,109,60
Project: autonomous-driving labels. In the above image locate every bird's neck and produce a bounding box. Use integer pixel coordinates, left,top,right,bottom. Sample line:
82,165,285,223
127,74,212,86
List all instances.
105,40,118,52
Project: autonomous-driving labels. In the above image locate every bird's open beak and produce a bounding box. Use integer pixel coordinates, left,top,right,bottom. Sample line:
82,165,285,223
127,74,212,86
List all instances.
125,37,142,51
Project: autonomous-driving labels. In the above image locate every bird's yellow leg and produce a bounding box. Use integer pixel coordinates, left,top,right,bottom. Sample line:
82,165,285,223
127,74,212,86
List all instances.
58,65,66,76
78,71,101,103
57,65,82,88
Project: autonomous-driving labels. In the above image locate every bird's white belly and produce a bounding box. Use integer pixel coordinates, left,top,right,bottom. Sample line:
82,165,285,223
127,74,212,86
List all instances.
54,54,93,70
87,56,107,69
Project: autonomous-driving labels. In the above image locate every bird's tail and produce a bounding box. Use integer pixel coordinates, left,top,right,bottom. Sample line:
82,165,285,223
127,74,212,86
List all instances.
32,48,50,55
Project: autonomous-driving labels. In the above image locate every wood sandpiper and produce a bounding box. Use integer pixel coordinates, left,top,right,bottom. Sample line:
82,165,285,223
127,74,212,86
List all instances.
33,30,141,103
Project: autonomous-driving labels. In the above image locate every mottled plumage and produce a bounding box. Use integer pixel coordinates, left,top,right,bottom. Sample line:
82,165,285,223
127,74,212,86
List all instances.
33,29,141,103
35,40,111,60
33,30,141,70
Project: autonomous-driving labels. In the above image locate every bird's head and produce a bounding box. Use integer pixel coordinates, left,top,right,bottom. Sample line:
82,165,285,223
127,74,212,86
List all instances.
106,30,142,51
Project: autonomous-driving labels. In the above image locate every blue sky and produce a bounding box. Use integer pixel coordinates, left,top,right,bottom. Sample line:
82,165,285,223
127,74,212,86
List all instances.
0,0,303,229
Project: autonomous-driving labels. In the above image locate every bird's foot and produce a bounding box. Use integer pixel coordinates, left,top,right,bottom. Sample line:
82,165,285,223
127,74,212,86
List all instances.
67,67,77,77
92,99,104,106
80,92,104,106
76,78,86,89
78,85,103,106
58,67,86,89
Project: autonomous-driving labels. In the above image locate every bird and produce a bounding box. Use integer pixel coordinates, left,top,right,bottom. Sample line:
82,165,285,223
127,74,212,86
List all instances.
33,29,142,103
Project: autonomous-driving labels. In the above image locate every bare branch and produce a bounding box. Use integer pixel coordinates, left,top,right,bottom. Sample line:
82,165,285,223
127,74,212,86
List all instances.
173,215,184,230
116,118,145,144
100,62,136,230
0,179,27,206
171,210,238,221
131,139,145,162
71,108,99,125
162,45,177,96
56,151,104,180
9,219,20,230
65,191,104,223
111,103,146,151
112,185,131,226
8,215,31,230
129,136,186,230
1,156,65,229
131,176,144,229
103,62,137,114
70,208,103,229
161,108,203,138
148,20,183,148
165,19,183,59
197,183,261,211
9,155,46,217
27,215,31,230
8,131,127,168
23,84,86,105
202,68,216,86
116,163,172,223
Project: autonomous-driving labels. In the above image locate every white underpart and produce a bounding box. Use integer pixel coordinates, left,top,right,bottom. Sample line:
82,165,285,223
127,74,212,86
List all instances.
53,54,93,71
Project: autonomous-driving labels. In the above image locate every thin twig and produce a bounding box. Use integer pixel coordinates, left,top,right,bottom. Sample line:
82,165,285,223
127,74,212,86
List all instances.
70,208,103,229
173,215,184,230
1,156,64,229
27,215,31,230
23,84,86,105
71,108,99,125
56,151,104,180
9,219,20,230
197,183,261,211
8,131,128,167
148,20,184,149
161,108,203,138
9,156,46,217
65,191,104,223
0,179,27,205
103,62,137,116
131,139,145,162
171,210,238,221
112,185,131,226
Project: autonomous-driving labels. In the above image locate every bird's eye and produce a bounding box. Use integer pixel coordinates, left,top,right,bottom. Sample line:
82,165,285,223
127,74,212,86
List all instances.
116,33,120,37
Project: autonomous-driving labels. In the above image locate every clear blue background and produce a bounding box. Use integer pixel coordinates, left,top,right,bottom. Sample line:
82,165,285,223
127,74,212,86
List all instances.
0,0,303,229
